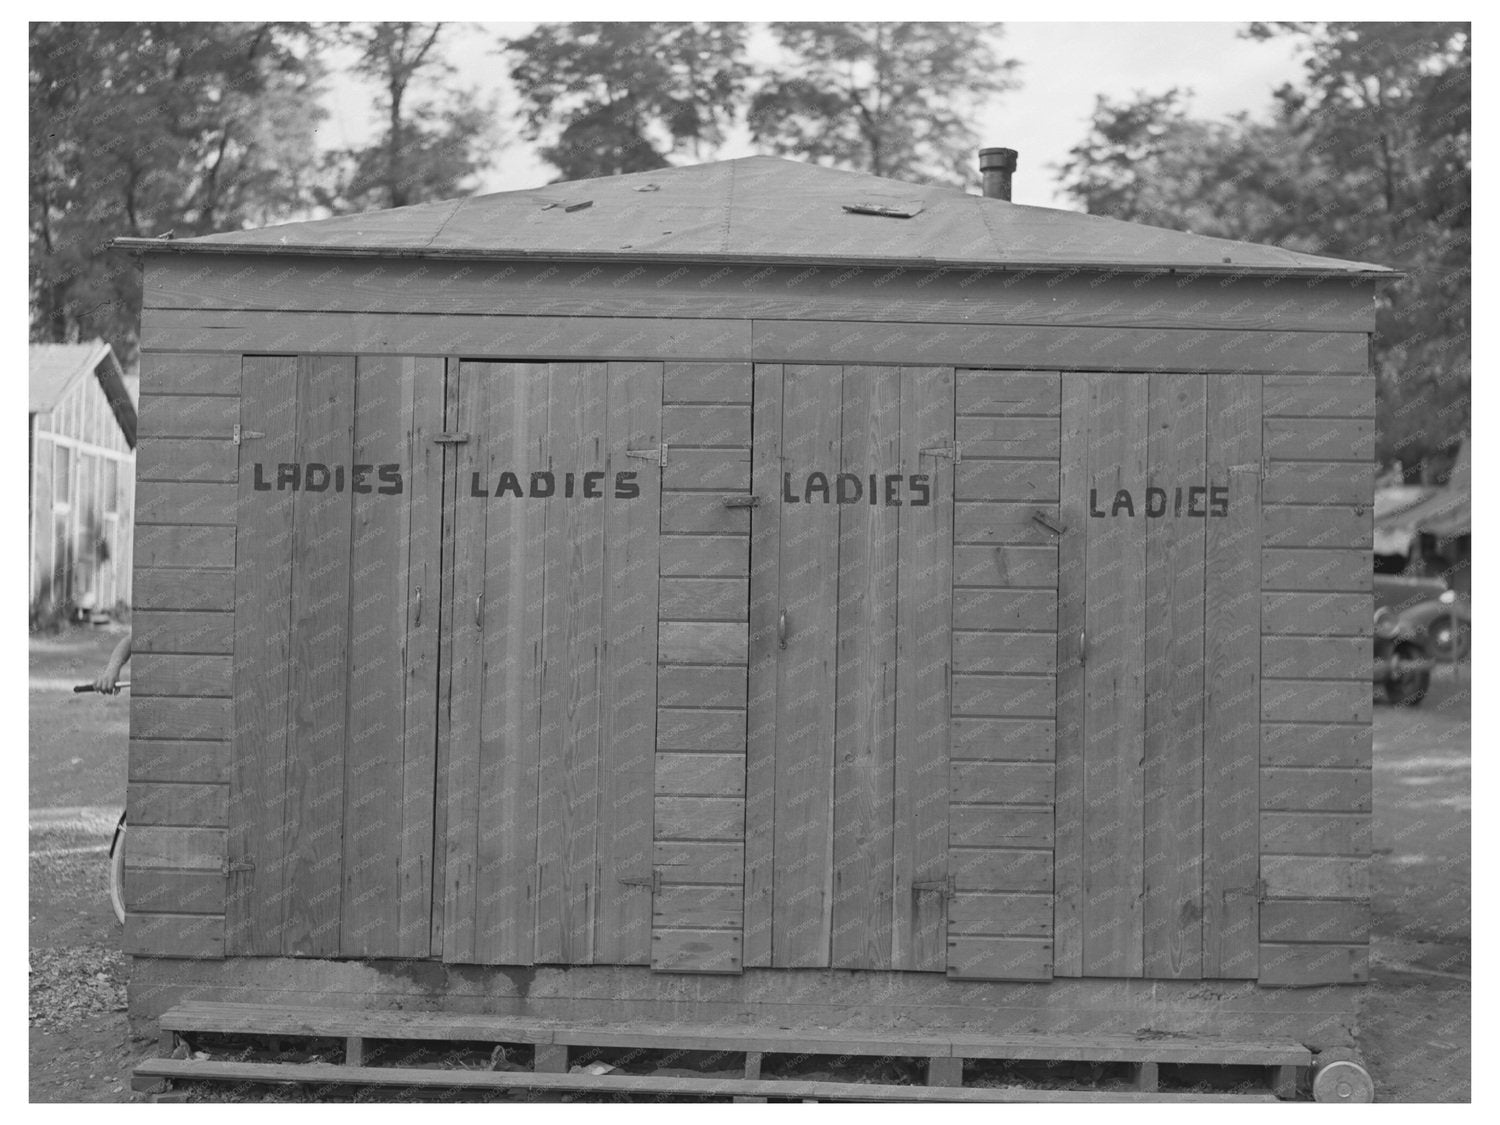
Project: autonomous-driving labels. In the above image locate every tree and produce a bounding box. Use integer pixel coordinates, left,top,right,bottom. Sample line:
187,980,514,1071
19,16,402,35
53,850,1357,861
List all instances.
503,23,752,181
1252,22,1470,480
1057,23,1470,480
1055,89,1319,249
749,23,1020,187
30,22,328,357
321,23,500,211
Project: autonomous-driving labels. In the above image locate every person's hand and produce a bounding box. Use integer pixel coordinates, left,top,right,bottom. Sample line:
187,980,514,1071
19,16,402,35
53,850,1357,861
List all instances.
92,667,122,694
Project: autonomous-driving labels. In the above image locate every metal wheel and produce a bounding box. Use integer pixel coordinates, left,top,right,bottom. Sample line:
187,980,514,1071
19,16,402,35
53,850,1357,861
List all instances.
108,811,127,926
1312,1056,1375,1103
1383,643,1430,707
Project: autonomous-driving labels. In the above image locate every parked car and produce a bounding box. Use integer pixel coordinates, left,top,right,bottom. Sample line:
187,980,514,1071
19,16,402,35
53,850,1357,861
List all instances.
1374,605,1433,706
1373,572,1471,662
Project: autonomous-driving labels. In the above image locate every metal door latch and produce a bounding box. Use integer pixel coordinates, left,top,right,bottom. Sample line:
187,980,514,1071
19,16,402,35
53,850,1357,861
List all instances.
723,495,761,509
912,875,953,900
627,443,668,466
919,441,962,463
619,870,661,893
1032,511,1064,536
232,424,265,446
432,432,470,444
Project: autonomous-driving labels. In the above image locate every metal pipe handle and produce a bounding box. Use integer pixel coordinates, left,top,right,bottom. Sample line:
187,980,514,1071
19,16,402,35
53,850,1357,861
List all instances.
414,585,422,626
778,610,789,650
475,594,483,627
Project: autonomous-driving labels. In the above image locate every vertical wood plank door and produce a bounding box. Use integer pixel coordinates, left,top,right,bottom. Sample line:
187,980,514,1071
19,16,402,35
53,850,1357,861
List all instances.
745,363,954,973
1054,370,1260,980
444,361,661,967
229,355,443,958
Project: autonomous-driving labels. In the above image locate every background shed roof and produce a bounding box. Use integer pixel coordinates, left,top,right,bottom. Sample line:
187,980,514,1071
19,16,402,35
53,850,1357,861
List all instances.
29,340,137,447
124,156,1390,276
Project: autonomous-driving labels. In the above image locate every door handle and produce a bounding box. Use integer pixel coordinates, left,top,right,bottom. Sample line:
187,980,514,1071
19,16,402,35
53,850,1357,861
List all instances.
475,594,483,628
414,585,422,627
1079,630,1086,666
778,610,789,650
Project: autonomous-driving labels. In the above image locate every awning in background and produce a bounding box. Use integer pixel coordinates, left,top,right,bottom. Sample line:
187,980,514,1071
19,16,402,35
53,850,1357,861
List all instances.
1373,441,1470,554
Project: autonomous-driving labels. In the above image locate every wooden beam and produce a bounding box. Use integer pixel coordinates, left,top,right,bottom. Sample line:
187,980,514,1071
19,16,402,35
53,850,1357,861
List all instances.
143,254,1379,334
142,308,750,362
132,1058,1282,1102
752,321,1368,375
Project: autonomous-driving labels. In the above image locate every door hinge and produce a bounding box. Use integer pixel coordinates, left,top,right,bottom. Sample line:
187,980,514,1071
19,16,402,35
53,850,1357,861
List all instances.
722,495,761,509
224,859,255,875
232,424,265,446
432,432,470,444
919,440,962,463
619,870,660,893
626,443,668,466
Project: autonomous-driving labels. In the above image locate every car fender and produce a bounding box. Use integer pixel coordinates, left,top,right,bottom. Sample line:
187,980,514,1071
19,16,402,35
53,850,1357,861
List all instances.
1391,605,1441,647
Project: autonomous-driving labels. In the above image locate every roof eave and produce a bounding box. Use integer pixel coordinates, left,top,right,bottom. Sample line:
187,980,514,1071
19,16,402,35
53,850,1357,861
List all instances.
92,348,137,449
112,237,1399,281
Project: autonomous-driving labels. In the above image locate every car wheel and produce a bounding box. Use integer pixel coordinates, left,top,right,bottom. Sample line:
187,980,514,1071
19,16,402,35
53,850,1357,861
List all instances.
1428,614,1470,661
1384,643,1430,706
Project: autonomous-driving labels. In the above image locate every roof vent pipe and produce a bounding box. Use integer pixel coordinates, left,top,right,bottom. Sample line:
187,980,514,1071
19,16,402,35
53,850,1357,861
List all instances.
979,147,1018,201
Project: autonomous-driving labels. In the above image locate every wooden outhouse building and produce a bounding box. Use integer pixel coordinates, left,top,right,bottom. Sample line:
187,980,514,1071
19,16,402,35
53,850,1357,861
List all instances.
29,340,137,625
118,156,1387,1094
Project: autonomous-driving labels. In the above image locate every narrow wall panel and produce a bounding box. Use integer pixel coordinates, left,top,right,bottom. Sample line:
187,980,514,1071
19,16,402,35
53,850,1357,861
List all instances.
227,356,297,956
1203,373,1262,980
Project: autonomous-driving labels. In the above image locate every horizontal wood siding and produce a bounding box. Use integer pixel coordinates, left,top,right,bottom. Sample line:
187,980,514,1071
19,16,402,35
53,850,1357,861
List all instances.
139,307,1369,376
145,255,1379,333
126,351,237,953
653,363,752,973
1258,373,1374,984
947,371,1057,980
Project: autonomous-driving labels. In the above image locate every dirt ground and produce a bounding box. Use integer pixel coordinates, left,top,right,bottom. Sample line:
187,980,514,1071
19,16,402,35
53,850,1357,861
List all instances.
28,626,1472,1102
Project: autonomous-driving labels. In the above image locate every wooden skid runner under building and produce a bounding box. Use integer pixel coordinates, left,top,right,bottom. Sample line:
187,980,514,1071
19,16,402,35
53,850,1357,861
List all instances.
117,155,1388,1087
135,1002,1305,1102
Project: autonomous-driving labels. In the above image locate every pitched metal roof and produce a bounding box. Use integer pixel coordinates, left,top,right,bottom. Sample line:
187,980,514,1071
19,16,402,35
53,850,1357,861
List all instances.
29,341,137,447
116,155,1391,277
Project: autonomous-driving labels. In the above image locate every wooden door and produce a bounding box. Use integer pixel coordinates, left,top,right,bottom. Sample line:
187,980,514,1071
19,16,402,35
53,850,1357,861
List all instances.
1053,371,1261,980
745,364,954,972
228,356,444,958
443,360,662,966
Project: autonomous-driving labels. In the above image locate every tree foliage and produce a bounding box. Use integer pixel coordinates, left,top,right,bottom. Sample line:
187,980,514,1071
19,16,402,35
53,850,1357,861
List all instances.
30,22,327,357
1058,23,1470,479
321,23,499,211
749,23,1019,187
503,23,751,181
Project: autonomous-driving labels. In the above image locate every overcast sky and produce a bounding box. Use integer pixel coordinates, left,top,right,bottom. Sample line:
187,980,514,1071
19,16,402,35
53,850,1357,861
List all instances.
317,21,1309,209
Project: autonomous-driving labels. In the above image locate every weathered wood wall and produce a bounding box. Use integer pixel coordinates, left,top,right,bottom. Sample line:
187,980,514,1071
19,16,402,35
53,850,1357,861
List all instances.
140,257,1374,375
128,252,1376,990
947,371,1059,981
128,353,238,957
654,362,753,973
1258,374,1374,986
